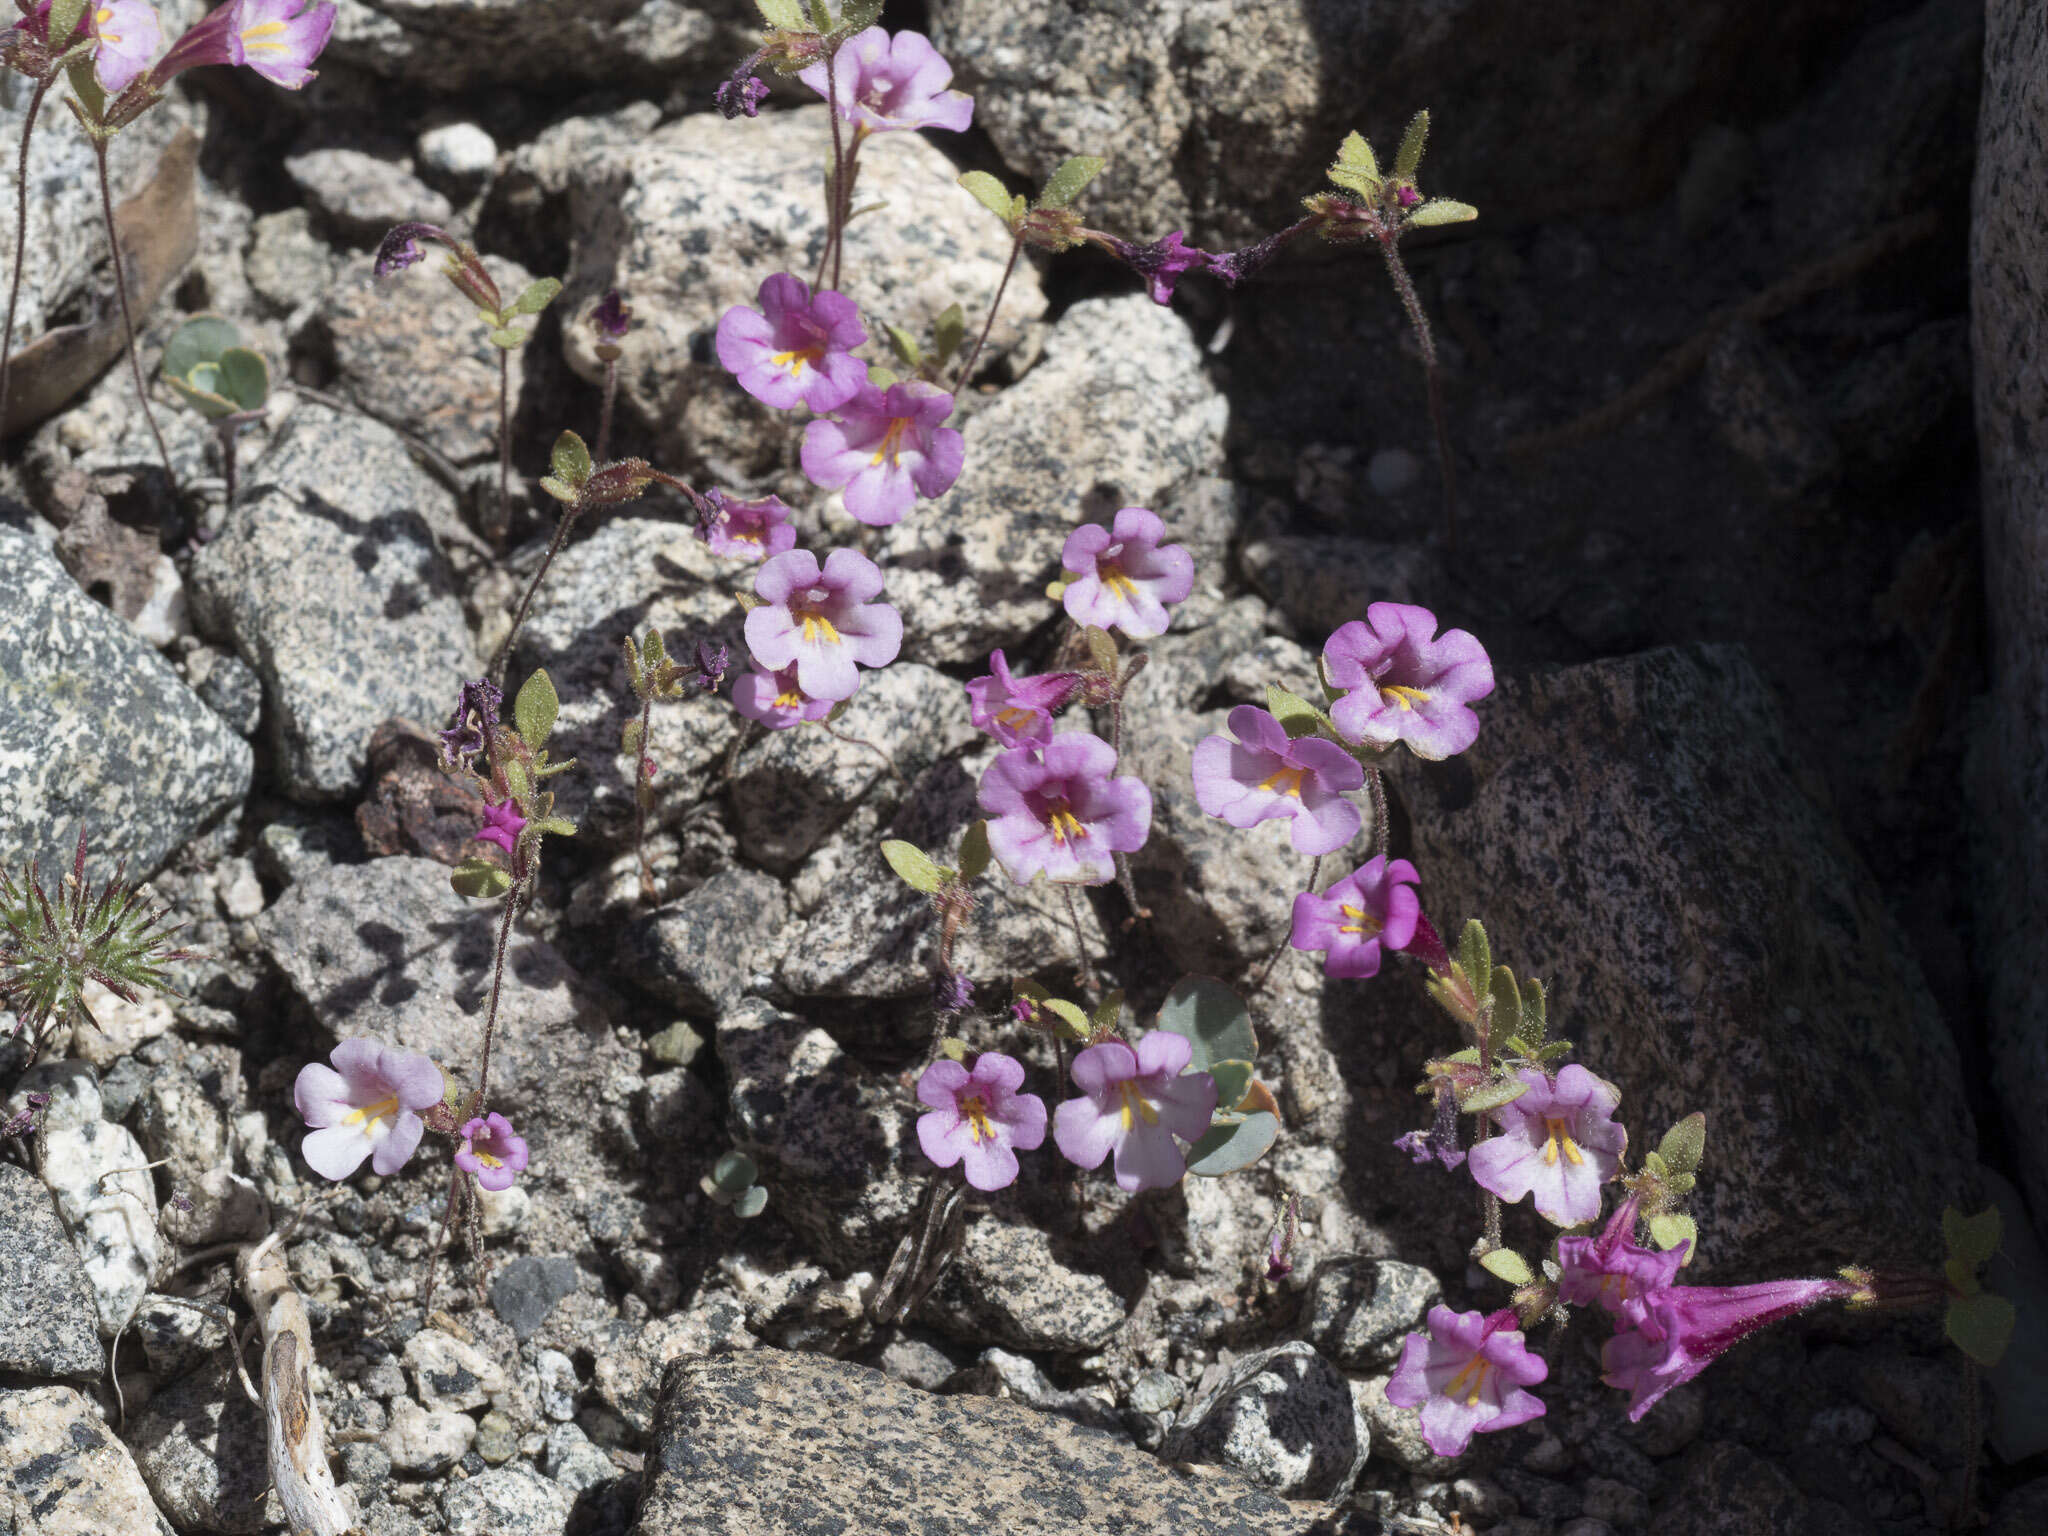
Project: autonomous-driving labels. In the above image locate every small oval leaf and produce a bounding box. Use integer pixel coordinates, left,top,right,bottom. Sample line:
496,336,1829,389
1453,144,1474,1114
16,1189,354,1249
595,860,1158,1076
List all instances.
956,820,992,883
1156,975,1257,1072
880,839,944,894
450,859,513,899
1185,1110,1280,1176
1480,1248,1535,1287
514,669,560,749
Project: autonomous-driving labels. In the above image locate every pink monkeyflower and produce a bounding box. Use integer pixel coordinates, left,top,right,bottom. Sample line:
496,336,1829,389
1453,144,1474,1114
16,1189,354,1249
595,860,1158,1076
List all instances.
475,800,525,857
798,27,973,134
696,489,796,562
1059,507,1194,640
964,649,1079,750
1465,1065,1626,1228
89,1,162,93
715,272,869,414
1191,704,1365,857
1556,1195,1687,1334
1102,229,1215,306
976,732,1151,886
1323,603,1494,761
800,380,964,526
731,661,835,730
1601,1275,1854,1421
293,1037,445,1181
453,1111,529,1193
915,1052,1047,1192
1385,1305,1549,1457
1052,1031,1217,1193
1287,854,1421,979
153,0,336,91
744,547,902,703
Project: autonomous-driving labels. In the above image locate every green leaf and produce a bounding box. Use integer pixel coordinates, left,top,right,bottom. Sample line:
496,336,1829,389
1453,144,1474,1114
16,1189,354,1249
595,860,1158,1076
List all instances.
1327,130,1381,197
1443,1047,1481,1065
488,327,530,349
884,324,922,367
1185,1111,1279,1176
1457,920,1491,1002
514,669,560,750
933,303,966,363
959,171,1020,226
621,718,645,756
65,56,106,126
500,758,532,804
1657,1113,1708,1178
1091,989,1124,1034
1536,1041,1574,1062
49,0,88,53
1207,1059,1253,1112
1648,1214,1698,1258
1392,110,1430,178
1266,685,1329,740
1084,626,1119,675
509,277,563,317
1405,199,1479,228
162,315,241,381
165,375,236,420
1520,976,1546,1043
881,840,945,895
1459,1077,1531,1113
530,816,577,839
1946,1292,2015,1367
550,430,592,487
1156,975,1257,1073
1038,155,1106,209
1489,965,1523,1044
711,1151,758,1195
733,1183,770,1218
831,0,886,34
1944,1205,2002,1268
1043,998,1091,1039
754,0,807,27
538,477,579,503
450,858,513,899
215,348,270,411
1480,1249,1534,1287
956,820,991,883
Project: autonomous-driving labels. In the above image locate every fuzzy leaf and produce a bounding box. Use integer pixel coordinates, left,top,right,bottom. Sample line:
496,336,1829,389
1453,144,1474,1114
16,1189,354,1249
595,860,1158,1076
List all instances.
509,277,564,317
1266,685,1329,740
1406,199,1479,228
1393,110,1430,178
50,0,89,51
530,816,577,839
551,430,593,487
1185,1110,1279,1176
1480,1248,1535,1287
1457,920,1491,1001
933,303,966,363
1043,998,1092,1039
711,1151,758,1195
500,758,532,804
958,171,1019,226
487,327,530,349
165,375,236,421
733,1183,770,1218
1537,1041,1574,1062
538,477,579,503
1327,130,1380,197
162,314,241,380
881,840,945,894
1520,976,1546,1042
1459,1076,1530,1114
1157,975,1257,1072
1207,1059,1253,1113
956,820,991,883
1038,155,1106,209
755,0,807,26
514,669,559,749
450,858,513,899
1443,1047,1482,1065
620,718,645,756
1658,1113,1708,1178
1944,1205,2002,1268
885,324,922,367
832,0,886,34
1489,964,1523,1043
1648,1214,1698,1259
1083,626,1119,674
1091,989,1124,1034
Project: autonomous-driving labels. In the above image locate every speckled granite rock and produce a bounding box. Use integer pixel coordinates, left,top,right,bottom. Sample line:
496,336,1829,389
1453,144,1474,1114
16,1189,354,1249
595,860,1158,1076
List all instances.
1297,1258,1441,1372
918,1217,1131,1355
0,1385,177,1535
283,148,453,249
126,1359,276,1535
559,105,1046,476
876,293,1227,664
1402,645,1972,1275
1971,0,2048,1234
1166,1342,1368,1501
632,1351,1322,1535
0,528,251,880
1241,536,1441,647
187,402,477,800
622,868,788,1017
0,1165,103,1380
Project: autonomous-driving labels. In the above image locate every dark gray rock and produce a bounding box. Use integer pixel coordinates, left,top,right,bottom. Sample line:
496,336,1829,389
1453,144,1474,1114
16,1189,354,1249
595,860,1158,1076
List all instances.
0,1384,178,1534
1992,1477,2048,1536
130,1293,230,1386
284,148,453,248
0,1165,103,1380
1655,1441,1809,1536
188,402,476,801
1403,646,1973,1276
632,1351,1316,1535
622,868,787,1018
326,0,749,91
440,1465,571,1536
1165,1341,1367,1501
1241,536,1441,647
1701,324,1840,502
919,1218,1130,1355
490,1256,583,1342
190,651,263,738
125,1359,274,1534
1298,1257,1441,1371
0,527,251,880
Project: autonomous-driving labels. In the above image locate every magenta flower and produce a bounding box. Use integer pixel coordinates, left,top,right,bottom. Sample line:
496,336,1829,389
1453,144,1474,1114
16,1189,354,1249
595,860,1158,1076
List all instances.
1103,230,1215,305
1555,1196,1688,1333
715,273,868,414
453,1111,529,1193
1394,1085,1467,1171
293,1038,445,1181
1601,1275,1853,1421
1053,1031,1217,1193
90,0,162,93
1465,1065,1626,1227
696,488,797,562
977,732,1152,886
731,661,835,730
1191,705,1365,857
744,547,902,703
1385,1305,1549,1457
915,1053,1047,1192
1323,604,1494,761
800,380,965,527
798,27,973,134
964,649,1079,750
475,800,525,857
152,0,336,91
1288,854,1421,979
1059,507,1194,640
714,74,768,119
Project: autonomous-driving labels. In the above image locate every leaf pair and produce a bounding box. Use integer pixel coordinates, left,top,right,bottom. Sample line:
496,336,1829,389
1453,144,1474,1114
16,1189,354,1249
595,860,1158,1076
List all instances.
880,823,991,895
1155,976,1278,1176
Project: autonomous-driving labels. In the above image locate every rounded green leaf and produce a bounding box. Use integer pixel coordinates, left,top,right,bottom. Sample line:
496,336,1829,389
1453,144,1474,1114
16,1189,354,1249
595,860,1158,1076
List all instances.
1946,1292,2015,1367
711,1150,758,1194
1479,1248,1534,1287
165,375,237,421
959,171,1019,225
881,839,944,894
162,314,242,381
1185,1111,1279,1176
1044,999,1091,1039
509,277,564,317
1206,1059,1253,1113
214,347,270,411
514,669,560,750
550,430,593,487
956,820,992,883
733,1183,770,1218
1405,199,1479,228
1943,1205,2001,1267
933,303,966,363
1657,1113,1708,1177
1647,1213,1698,1259
1265,684,1330,740
1038,155,1106,210
450,859,513,899
1459,1077,1531,1113
1156,975,1257,1072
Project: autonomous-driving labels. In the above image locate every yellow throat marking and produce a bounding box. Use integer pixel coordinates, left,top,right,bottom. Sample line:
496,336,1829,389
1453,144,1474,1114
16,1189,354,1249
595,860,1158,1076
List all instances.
1445,1355,1492,1407
240,18,289,52
342,1095,398,1134
771,346,823,376
1117,1082,1160,1132
868,417,910,467
961,1095,993,1144
1099,563,1138,600
1337,903,1382,937
799,611,842,646
1542,1116,1585,1167
1379,683,1432,712
1048,807,1088,845
1257,764,1307,799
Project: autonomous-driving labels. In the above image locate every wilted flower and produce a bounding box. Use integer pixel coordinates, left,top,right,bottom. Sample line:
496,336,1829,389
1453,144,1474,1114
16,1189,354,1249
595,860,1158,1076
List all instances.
977,732,1151,886
90,1,162,93
1288,854,1421,979
1601,1275,1853,1421
590,289,631,340
1059,507,1194,640
1053,1031,1217,1193
1100,229,1214,305
1465,1065,1626,1227
1191,704,1365,857
1394,1084,1467,1171
915,1052,1046,1192
800,380,964,526
731,661,835,730
1385,1305,1549,1456
799,27,972,134
964,649,1079,750
1323,604,1494,761
933,972,974,1015
437,676,502,773
715,272,868,413
696,488,797,562
453,1111,529,1192
293,1038,444,1180
152,0,336,91
474,800,525,858
744,547,902,703
714,73,769,119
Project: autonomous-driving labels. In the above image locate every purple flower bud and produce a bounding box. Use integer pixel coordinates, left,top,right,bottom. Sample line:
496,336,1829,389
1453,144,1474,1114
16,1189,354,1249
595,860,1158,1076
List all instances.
1396,185,1422,208
715,74,770,119
373,220,449,279
934,972,974,1015
170,1191,195,1213
590,289,631,339
1395,1085,1467,1171
693,638,730,691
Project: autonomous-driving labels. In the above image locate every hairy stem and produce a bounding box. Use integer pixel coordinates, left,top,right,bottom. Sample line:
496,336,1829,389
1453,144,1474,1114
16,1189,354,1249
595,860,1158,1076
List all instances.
496,349,511,539
956,235,1021,390
473,872,525,1107
0,76,53,441
814,40,845,293
1379,234,1457,551
1247,854,1321,997
633,694,657,907
1111,849,1148,925
596,356,618,465
93,140,175,489
216,421,238,512
1060,885,1096,994
1364,762,1389,860
489,497,586,685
